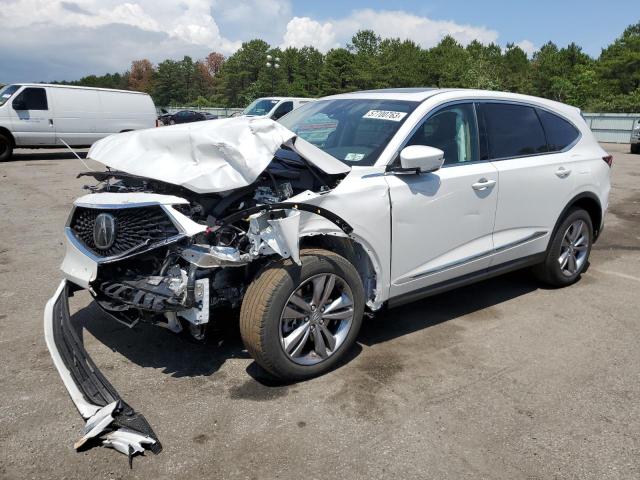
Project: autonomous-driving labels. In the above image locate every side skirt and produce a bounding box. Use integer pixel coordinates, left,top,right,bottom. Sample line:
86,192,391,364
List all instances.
387,253,545,309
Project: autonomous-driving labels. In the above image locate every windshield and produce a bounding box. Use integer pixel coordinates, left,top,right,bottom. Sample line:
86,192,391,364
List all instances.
243,98,279,116
279,99,419,166
0,84,21,107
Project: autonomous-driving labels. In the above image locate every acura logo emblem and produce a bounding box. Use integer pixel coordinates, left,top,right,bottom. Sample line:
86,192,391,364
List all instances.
93,213,116,250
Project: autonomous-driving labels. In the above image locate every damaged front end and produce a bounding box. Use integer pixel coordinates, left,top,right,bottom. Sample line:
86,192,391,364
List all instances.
45,118,355,462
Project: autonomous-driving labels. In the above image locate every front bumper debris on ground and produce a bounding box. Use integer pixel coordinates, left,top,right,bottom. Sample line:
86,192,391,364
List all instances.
44,280,162,465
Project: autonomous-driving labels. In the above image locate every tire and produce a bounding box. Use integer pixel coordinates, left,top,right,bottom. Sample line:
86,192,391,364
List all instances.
533,208,593,287
631,144,639,154
0,132,13,162
169,119,176,125
240,249,365,381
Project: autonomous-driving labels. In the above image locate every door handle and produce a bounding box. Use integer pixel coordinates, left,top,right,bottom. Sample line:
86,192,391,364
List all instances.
555,167,571,178
471,178,496,191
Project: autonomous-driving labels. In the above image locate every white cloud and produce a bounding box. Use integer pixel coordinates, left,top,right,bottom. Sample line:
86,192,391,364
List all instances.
515,39,537,56
281,17,338,51
281,9,499,53
0,2,505,82
211,0,292,44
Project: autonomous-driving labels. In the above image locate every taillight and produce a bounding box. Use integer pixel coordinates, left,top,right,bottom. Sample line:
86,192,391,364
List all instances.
602,154,613,167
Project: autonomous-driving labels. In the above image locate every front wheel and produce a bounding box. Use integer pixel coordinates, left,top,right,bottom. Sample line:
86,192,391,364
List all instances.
533,208,593,287
0,133,13,162
240,249,365,381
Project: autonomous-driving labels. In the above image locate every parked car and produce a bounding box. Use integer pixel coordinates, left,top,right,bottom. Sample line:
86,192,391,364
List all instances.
631,118,640,154
0,83,156,161
242,97,315,120
159,109,218,125
45,88,610,456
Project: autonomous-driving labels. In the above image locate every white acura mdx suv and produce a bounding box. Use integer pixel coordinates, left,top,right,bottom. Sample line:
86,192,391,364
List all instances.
45,88,610,456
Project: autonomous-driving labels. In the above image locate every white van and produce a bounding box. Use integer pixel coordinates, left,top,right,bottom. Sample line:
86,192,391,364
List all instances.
0,83,157,161
241,97,315,120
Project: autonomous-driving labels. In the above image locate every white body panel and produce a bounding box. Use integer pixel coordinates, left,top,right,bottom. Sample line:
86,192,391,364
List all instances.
87,117,349,194
0,83,156,148
243,97,316,119
386,162,499,296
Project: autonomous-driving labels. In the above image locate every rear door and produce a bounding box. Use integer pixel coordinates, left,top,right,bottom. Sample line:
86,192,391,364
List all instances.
9,87,54,146
477,102,579,266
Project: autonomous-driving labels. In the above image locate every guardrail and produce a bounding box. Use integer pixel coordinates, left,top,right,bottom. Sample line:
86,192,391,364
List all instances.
156,107,244,118
583,113,639,143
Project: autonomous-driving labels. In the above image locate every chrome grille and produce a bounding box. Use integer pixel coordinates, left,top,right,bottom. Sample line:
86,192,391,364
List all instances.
70,206,180,257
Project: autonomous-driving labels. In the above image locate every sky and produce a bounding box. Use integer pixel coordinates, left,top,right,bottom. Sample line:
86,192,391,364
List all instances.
0,0,636,84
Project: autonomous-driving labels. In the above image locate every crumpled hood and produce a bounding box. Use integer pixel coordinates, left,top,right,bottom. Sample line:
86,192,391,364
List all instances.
88,117,350,194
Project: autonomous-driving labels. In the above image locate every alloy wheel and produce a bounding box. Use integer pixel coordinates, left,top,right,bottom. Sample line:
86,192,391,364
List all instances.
279,273,354,365
558,219,589,277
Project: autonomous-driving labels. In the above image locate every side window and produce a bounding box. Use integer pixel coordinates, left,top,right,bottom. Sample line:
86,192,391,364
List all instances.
477,103,547,159
272,101,293,120
537,109,580,152
407,103,479,165
14,87,48,110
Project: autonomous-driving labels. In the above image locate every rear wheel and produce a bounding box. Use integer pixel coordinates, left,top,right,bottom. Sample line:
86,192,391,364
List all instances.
0,133,13,162
533,208,593,287
631,144,639,154
240,249,364,381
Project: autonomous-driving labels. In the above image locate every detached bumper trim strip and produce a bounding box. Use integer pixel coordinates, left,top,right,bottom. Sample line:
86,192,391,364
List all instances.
44,280,162,455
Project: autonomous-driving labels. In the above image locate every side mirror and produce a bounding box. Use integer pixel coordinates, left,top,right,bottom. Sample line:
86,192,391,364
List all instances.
12,98,26,110
399,145,444,173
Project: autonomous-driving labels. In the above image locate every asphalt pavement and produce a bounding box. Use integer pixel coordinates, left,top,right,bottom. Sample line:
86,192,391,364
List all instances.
0,143,638,479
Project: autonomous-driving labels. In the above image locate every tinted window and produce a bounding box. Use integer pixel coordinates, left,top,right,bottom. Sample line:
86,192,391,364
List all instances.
14,87,48,110
272,101,293,120
478,103,547,159
537,109,579,151
407,103,479,165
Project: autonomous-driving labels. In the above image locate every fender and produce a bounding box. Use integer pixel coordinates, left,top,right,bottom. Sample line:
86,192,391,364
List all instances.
553,191,603,242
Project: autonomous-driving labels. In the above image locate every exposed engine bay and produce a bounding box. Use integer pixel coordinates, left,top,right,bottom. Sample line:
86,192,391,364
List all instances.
71,145,350,340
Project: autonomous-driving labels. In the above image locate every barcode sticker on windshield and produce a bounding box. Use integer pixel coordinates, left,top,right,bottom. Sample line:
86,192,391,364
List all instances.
363,110,407,121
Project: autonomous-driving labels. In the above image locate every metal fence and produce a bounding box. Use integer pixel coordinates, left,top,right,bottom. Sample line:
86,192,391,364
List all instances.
156,107,639,143
583,113,639,143
157,106,244,118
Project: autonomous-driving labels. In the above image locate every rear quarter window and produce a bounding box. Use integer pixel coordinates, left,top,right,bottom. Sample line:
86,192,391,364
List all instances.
537,109,580,151
478,103,548,159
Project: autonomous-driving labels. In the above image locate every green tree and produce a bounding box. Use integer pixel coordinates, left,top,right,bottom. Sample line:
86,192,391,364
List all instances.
348,30,381,90
424,36,469,88
599,22,640,95
320,48,356,95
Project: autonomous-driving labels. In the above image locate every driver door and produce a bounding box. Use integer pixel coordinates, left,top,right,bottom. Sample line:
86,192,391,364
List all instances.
10,87,54,146
386,102,499,299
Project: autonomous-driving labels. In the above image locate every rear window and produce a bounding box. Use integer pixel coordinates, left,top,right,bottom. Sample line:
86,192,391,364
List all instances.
537,109,580,151
478,103,547,159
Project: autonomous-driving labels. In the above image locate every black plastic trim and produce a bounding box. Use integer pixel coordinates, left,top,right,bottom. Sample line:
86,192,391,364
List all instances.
218,202,354,234
51,285,162,453
387,253,546,308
